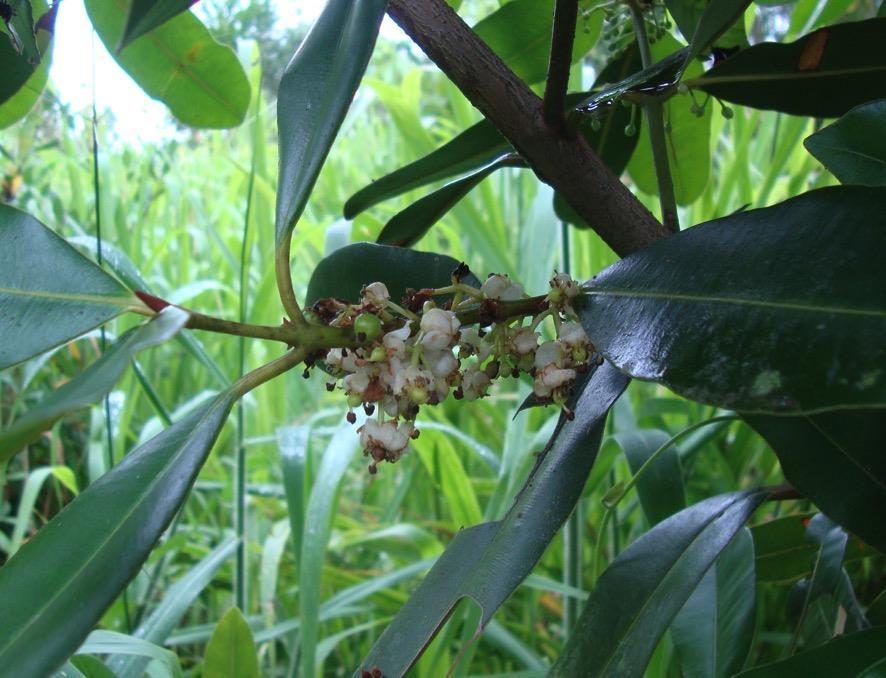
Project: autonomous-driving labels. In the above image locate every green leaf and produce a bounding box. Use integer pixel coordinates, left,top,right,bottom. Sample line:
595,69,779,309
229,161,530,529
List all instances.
804,99,886,186
550,489,771,677
0,0,53,118
3,0,38,63
75,631,181,678
0,204,138,371
357,364,629,675
119,0,196,48
377,154,521,247
0,31,51,128
299,426,359,677
305,242,480,306
275,0,387,245
733,627,886,677
751,513,868,583
576,186,886,413
576,48,688,112
671,528,757,678
629,34,712,205
745,410,886,554
473,0,603,85
0,389,237,675
203,608,260,678
0,308,188,464
614,429,686,526
109,536,239,677
684,0,751,65
85,0,250,128
343,120,508,219
691,18,886,117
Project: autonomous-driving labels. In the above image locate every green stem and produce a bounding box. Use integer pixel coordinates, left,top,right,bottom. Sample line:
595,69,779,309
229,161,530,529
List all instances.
231,348,309,400
628,0,679,233
275,231,307,326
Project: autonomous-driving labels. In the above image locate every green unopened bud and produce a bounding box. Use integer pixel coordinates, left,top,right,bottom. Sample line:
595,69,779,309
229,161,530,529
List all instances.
573,347,588,363
354,313,382,342
369,346,387,362
721,105,734,119
408,385,429,405
347,393,363,408
624,123,637,137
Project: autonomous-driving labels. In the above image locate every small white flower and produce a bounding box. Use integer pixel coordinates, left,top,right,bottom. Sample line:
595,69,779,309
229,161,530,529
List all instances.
458,327,491,361
481,273,524,301
362,282,390,306
511,326,540,355
535,340,566,370
533,365,577,398
382,324,412,356
327,347,359,373
550,272,581,299
359,419,413,461
462,364,491,401
558,322,589,347
423,349,459,379
342,369,371,396
392,364,433,402
420,308,460,350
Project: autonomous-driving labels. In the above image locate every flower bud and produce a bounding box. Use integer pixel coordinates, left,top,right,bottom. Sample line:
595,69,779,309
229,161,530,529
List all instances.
420,308,460,350
354,313,382,342
481,273,524,301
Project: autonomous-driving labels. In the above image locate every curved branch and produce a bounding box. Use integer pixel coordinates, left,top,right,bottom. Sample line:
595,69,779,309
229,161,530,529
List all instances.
386,0,671,257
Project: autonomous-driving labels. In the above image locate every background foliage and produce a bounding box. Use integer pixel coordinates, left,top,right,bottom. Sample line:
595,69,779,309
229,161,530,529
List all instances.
1,0,884,675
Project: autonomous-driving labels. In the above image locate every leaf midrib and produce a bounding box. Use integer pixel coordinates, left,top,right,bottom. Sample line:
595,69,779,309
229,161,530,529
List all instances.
586,288,886,318
0,285,135,307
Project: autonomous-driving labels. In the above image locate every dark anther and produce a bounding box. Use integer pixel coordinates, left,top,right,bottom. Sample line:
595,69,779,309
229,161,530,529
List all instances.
453,387,464,400
511,367,520,378
346,411,357,424
363,403,375,416
452,261,471,283
302,369,310,379
326,382,335,392
367,463,377,476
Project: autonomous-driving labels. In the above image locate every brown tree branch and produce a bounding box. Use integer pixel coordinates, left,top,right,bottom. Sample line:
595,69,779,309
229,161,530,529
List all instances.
543,0,578,130
386,0,671,257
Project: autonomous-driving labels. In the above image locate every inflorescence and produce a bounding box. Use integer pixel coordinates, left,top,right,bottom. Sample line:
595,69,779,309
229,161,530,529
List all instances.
309,269,601,474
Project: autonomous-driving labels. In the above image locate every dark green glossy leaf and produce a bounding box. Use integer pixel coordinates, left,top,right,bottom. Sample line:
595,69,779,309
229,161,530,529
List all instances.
0,27,51,128
629,34,711,205
0,389,237,675
0,308,188,464
356,363,629,676
671,528,756,678
377,155,521,247
473,0,602,85
684,0,751,65
745,410,886,554
275,0,387,245
305,242,480,306
615,429,686,526
0,204,139,371
3,0,38,63
733,627,886,677
85,0,250,128
577,186,886,413
343,119,508,219
576,48,688,112
804,99,886,186
692,18,886,117
752,513,868,583
119,0,196,48
551,489,770,677
204,608,261,678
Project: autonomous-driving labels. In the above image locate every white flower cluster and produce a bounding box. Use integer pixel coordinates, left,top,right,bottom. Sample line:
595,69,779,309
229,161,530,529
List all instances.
320,272,597,473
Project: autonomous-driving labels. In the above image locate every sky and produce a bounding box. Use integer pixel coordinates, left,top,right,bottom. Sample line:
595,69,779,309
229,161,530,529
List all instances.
50,0,405,143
